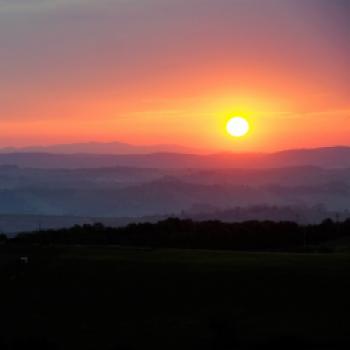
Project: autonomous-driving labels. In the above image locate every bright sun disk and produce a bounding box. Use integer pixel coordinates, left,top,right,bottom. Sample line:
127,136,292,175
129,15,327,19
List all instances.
226,117,250,137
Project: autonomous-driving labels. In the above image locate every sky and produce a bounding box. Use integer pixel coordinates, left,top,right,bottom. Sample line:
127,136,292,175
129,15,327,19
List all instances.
0,0,349,152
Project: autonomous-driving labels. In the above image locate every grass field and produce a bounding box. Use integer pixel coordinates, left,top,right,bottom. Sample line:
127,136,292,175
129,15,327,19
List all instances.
1,246,350,349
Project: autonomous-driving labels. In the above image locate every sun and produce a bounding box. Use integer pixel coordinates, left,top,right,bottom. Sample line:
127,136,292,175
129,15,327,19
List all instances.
226,117,250,137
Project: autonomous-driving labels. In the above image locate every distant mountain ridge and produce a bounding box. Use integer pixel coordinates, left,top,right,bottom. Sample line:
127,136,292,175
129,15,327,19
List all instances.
0,141,206,155
0,146,349,169
0,154,350,230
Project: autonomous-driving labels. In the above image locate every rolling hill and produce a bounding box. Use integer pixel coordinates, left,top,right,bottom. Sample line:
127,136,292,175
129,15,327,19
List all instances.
0,146,349,168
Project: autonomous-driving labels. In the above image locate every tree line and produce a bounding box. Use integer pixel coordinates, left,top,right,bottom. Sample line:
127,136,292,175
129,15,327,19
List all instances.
3,217,350,252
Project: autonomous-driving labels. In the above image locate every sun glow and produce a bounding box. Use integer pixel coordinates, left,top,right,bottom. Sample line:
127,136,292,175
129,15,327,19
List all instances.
226,117,250,137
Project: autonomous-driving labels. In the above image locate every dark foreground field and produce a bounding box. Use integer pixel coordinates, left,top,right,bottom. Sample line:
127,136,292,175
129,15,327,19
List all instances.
1,246,350,349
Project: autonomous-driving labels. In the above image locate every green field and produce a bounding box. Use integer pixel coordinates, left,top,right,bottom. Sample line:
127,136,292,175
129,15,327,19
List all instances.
1,246,350,349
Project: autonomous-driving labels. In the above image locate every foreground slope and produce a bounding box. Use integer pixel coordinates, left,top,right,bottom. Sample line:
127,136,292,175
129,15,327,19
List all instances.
1,246,350,349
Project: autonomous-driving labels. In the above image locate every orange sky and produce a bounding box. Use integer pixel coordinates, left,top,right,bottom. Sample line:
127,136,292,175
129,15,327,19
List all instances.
0,0,349,152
